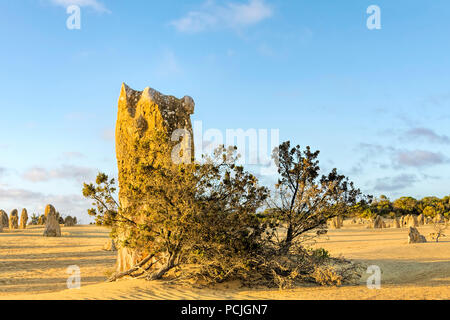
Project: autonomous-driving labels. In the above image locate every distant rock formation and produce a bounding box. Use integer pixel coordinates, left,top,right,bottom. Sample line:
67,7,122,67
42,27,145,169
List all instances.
393,217,401,228
20,208,28,229
372,216,385,229
115,83,195,273
406,215,418,228
399,216,405,227
38,214,46,225
43,205,61,237
408,226,427,244
64,216,77,227
9,209,19,229
417,214,425,225
0,210,8,229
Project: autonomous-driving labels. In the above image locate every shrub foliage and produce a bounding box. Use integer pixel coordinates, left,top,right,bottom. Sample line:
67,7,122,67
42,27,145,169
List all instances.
83,133,365,287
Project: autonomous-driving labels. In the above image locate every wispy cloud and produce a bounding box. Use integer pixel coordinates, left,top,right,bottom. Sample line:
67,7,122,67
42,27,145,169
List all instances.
403,127,450,144
49,0,110,13
348,143,393,175
349,141,450,176
394,150,448,168
374,174,418,192
421,92,450,108
170,0,273,33
61,152,86,160
0,187,45,202
22,165,95,183
0,187,92,223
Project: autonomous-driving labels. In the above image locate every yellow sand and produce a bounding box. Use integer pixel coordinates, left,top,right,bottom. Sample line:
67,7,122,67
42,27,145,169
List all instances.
0,223,449,300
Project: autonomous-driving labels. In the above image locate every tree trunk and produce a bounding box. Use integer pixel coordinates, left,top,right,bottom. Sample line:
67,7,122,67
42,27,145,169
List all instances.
108,253,155,282
147,254,177,280
280,225,294,254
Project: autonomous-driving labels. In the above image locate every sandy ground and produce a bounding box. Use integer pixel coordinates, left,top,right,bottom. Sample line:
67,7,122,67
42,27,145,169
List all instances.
0,223,449,300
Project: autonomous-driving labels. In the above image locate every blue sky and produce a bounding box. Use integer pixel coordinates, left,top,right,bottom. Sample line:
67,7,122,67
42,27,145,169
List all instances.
1,0,450,222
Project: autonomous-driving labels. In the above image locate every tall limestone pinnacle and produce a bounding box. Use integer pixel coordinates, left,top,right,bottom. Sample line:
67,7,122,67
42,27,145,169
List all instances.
115,83,195,272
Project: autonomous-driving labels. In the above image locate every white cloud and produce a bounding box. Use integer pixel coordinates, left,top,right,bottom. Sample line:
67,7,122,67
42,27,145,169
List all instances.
0,187,94,224
394,150,448,168
0,187,43,202
49,0,110,13
61,152,86,160
22,165,95,183
170,0,273,33
403,127,450,144
374,174,418,192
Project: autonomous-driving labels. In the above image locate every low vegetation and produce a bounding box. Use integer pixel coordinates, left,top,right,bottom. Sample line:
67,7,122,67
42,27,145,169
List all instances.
83,133,368,288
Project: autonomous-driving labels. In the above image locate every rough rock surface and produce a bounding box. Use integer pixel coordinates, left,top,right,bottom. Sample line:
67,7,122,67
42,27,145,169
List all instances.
115,83,195,272
38,215,46,225
43,205,61,237
393,217,401,228
408,226,427,244
417,214,425,225
9,209,19,229
372,216,384,229
402,215,408,226
406,215,418,228
20,208,28,229
64,216,77,227
0,210,8,228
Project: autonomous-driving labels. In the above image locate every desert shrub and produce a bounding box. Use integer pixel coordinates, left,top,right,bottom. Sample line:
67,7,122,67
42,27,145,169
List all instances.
311,266,343,286
429,222,448,242
265,142,366,254
84,139,365,288
311,248,330,261
29,213,39,225
83,173,118,226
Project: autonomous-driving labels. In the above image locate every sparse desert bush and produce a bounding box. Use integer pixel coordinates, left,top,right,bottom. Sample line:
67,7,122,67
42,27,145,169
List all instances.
311,259,363,287
84,138,365,288
311,266,343,286
429,222,448,242
83,173,118,227
311,248,330,261
29,213,39,225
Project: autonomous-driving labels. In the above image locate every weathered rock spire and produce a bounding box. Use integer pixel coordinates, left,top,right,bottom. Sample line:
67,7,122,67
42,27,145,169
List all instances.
115,83,195,272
